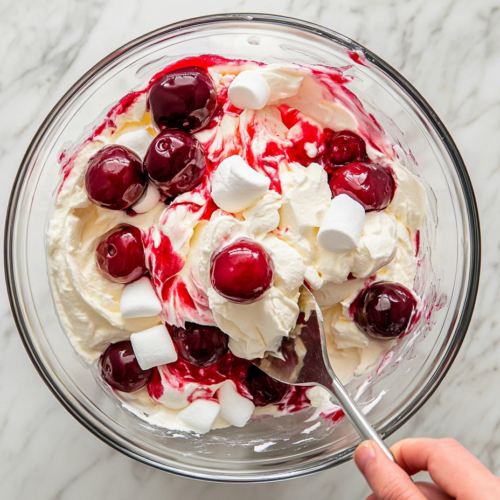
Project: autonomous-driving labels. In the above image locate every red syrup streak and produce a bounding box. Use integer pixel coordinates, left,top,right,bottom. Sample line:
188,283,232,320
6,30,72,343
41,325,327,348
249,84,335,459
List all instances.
60,157,75,189
199,197,219,221
210,80,244,124
147,369,164,400
59,54,392,194
347,50,371,68
401,295,423,340
145,229,184,303
145,213,214,326
144,191,219,327
277,385,311,413
174,281,197,313
147,55,258,87
415,230,421,257
279,105,324,167
308,65,392,158
239,114,284,194
323,408,345,425
147,351,253,400
58,55,242,187
148,352,311,413
59,89,145,188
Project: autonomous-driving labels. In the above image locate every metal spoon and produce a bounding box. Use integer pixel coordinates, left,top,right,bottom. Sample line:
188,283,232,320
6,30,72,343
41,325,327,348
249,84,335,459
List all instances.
253,286,395,461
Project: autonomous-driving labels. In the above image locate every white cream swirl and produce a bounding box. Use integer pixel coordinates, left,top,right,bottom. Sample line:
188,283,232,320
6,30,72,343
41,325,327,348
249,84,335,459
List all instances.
195,192,304,359
47,139,164,362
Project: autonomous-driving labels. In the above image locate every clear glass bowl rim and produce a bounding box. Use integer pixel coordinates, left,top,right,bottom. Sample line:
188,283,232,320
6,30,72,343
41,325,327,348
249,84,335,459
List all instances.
4,13,481,481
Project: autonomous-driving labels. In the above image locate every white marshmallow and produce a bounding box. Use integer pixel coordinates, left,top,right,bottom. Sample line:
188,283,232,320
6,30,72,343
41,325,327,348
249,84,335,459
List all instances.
317,194,366,253
218,381,255,428
211,155,270,213
178,399,221,434
130,324,178,370
115,129,154,158
132,182,161,214
228,71,271,110
120,276,162,319
259,66,304,103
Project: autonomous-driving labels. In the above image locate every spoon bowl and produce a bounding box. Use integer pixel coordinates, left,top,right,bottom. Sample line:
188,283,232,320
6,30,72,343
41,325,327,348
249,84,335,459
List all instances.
254,286,395,461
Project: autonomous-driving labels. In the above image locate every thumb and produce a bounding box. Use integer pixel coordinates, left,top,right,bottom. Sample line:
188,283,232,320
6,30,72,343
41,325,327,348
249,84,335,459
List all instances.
354,440,426,500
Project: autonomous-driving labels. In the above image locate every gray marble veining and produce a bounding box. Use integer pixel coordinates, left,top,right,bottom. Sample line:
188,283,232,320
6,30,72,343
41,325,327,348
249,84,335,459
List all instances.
1,0,499,498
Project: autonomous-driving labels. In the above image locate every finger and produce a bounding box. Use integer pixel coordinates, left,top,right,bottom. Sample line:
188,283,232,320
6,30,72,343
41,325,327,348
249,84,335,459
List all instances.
391,438,500,499
354,440,426,500
414,481,453,500
367,482,454,500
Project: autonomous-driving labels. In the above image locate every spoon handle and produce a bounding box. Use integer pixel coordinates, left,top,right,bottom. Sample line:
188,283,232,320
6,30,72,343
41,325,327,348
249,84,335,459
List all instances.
329,376,395,462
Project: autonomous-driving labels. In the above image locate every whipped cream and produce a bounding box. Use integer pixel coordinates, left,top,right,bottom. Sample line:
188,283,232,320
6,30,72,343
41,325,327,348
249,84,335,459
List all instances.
47,139,164,362
47,55,429,433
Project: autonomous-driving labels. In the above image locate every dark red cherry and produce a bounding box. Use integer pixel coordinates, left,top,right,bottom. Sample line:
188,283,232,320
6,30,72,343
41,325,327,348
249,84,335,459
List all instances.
169,322,229,368
95,224,146,283
322,129,368,169
210,239,274,304
245,364,289,407
148,66,217,132
329,162,395,211
85,145,147,210
100,340,152,392
143,130,206,197
354,282,416,339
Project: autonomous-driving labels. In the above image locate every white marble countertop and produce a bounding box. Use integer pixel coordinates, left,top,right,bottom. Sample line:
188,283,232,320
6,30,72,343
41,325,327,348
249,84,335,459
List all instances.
0,0,498,498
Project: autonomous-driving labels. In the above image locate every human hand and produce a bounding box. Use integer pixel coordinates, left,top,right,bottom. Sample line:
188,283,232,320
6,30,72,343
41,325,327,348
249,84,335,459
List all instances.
354,438,500,500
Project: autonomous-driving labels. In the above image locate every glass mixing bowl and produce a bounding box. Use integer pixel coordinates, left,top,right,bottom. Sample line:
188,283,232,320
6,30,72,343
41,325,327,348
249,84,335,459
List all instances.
4,14,480,482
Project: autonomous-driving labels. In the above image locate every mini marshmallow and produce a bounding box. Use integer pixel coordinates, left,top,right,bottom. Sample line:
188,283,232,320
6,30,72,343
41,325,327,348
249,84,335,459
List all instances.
317,194,366,253
132,182,161,213
259,66,304,103
211,155,270,213
178,399,221,434
228,71,271,110
115,129,154,158
130,324,178,370
120,276,162,319
218,381,255,428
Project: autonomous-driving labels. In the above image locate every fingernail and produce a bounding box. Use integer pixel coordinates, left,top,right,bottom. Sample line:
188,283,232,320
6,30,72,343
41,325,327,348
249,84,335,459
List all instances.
354,441,376,474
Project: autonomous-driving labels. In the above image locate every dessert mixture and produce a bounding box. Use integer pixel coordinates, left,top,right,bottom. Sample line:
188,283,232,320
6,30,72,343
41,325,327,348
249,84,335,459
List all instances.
47,55,428,434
